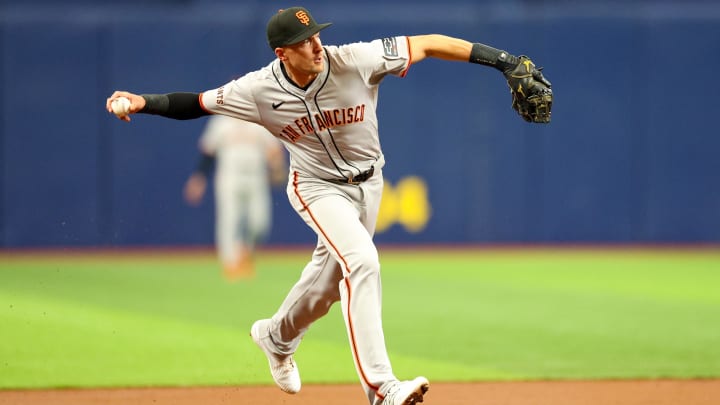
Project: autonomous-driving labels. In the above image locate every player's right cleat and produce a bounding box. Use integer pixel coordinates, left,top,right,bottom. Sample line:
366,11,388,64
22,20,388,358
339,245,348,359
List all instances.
250,319,301,394
381,376,430,405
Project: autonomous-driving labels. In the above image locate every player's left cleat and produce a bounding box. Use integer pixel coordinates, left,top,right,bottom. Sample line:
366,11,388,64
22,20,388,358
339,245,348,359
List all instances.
250,319,301,394
381,376,430,405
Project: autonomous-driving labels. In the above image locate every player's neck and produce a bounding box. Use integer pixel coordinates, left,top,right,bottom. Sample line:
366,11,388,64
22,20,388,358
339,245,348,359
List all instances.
280,62,317,90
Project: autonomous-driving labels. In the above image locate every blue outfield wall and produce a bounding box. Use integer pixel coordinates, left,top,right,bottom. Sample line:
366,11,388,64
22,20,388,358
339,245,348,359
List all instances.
1,0,719,247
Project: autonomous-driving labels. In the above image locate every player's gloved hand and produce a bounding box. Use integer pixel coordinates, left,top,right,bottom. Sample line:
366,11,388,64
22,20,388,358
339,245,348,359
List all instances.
503,56,553,123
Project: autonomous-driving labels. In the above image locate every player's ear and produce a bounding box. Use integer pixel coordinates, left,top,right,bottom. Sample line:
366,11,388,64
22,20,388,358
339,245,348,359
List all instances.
275,48,286,61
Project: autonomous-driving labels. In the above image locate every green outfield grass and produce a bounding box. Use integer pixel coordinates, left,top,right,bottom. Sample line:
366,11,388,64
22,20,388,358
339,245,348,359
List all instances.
1,247,719,389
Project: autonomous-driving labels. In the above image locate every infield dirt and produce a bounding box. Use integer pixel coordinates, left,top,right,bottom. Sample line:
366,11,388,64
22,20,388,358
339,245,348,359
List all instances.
1,379,718,405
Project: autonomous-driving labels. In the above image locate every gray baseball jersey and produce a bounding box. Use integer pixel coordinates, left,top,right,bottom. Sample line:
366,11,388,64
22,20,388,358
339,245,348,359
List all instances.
200,36,412,405
200,36,410,183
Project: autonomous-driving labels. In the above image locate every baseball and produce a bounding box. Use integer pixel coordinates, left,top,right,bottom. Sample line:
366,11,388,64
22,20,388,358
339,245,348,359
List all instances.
111,97,131,116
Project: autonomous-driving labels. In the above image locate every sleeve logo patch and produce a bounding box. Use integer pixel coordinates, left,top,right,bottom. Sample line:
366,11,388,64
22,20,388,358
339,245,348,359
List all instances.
382,37,398,57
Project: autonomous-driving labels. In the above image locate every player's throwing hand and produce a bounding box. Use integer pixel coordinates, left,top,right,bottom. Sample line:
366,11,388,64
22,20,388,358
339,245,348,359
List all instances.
106,91,146,122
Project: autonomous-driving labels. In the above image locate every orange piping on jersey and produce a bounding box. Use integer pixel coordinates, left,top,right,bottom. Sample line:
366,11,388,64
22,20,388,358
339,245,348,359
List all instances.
400,36,413,78
198,93,212,114
292,171,381,394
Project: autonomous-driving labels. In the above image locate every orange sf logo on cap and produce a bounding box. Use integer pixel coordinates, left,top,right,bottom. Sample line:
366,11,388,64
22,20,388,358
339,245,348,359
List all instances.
295,10,310,25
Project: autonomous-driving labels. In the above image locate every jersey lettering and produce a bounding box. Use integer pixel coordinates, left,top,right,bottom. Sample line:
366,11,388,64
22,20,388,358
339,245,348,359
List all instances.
298,116,314,133
278,104,366,143
216,86,225,105
319,104,366,129
280,125,302,142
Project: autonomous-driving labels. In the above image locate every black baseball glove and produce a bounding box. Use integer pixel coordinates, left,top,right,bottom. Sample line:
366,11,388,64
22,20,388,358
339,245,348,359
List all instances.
504,56,552,123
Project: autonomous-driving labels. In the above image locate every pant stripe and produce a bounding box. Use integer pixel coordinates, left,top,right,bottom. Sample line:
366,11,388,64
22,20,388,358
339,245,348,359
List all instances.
292,172,380,393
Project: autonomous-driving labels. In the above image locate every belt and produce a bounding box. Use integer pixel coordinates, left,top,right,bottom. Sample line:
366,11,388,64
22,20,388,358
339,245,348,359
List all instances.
332,166,375,185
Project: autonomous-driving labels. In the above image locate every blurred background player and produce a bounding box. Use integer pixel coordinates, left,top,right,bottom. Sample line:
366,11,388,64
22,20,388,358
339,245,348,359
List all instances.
184,115,287,281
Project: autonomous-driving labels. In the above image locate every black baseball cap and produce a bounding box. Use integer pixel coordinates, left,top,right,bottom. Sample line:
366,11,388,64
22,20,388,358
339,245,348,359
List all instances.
266,7,332,49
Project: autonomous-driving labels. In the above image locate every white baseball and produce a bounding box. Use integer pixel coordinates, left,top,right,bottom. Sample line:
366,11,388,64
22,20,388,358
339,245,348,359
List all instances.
111,97,131,116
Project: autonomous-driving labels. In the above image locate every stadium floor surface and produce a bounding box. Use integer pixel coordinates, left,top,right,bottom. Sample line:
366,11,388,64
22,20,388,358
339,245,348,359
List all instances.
1,379,719,405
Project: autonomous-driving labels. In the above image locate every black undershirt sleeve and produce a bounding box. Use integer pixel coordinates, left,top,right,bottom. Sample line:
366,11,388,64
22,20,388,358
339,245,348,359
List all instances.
140,92,210,120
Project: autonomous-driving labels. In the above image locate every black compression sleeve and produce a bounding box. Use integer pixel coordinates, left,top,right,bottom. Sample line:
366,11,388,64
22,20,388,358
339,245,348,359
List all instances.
140,92,209,120
469,43,519,73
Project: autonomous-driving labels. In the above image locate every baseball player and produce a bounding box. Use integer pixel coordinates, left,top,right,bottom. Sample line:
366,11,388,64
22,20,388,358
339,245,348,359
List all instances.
106,6,551,405
183,115,286,281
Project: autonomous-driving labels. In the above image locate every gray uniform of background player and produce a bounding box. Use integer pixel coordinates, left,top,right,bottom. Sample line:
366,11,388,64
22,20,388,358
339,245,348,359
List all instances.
184,115,285,278
199,37,410,404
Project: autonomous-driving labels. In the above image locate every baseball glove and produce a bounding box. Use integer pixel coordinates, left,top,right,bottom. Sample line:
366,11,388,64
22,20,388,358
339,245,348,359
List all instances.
504,56,552,123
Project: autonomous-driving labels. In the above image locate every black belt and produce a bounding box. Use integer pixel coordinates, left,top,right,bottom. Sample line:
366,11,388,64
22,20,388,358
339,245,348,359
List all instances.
333,166,375,185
